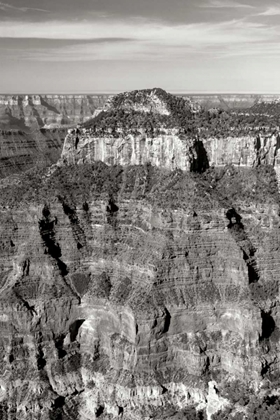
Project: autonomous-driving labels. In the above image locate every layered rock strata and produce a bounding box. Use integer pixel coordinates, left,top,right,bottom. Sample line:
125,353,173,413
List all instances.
0,95,110,129
0,162,278,420
0,89,280,420
2,93,280,130
60,129,208,172
0,129,65,178
61,128,280,183
59,89,280,179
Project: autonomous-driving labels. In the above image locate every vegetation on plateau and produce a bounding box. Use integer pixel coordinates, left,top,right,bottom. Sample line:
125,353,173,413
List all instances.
83,88,280,139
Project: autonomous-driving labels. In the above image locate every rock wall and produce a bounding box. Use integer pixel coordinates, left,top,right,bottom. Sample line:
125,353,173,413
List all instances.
60,129,208,172
0,95,110,129
203,134,280,167
0,129,65,178
61,129,280,176
0,164,279,419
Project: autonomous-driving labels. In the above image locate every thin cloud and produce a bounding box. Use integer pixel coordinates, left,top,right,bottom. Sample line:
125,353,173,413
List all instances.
202,0,254,9
258,6,280,16
0,18,273,42
0,18,278,63
0,2,48,12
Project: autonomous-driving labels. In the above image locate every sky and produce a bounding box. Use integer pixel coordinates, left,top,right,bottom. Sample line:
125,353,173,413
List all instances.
0,0,280,93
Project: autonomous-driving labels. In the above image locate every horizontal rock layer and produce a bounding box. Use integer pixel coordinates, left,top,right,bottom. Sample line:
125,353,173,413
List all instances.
0,163,278,419
61,129,280,177
0,95,110,129
0,129,66,179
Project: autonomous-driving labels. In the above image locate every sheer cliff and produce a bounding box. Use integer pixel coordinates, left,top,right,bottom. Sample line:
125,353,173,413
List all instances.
1,89,280,420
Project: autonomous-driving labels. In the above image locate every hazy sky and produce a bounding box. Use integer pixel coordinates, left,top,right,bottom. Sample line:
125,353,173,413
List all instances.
1,0,280,93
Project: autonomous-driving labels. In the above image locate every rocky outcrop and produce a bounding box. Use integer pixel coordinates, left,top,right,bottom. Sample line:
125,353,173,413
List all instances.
104,89,172,115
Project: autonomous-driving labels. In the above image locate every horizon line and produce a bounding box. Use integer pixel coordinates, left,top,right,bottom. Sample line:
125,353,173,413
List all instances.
2,91,280,96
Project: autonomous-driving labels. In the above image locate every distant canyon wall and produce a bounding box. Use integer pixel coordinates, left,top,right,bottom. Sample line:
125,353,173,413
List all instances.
188,93,280,110
0,129,66,178
1,93,279,130
0,95,111,129
0,94,111,177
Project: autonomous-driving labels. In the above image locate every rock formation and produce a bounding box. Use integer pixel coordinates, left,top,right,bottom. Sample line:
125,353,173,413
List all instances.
60,129,207,172
0,89,280,419
0,128,65,178
60,89,280,183
0,94,111,177
0,95,110,129
2,92,280,130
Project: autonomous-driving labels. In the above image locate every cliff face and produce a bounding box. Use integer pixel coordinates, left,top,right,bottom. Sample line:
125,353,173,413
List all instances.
1,89,280,420
0,94,111,177
59,89,280,177
204,134,280,167
0,128,65,178
0,162,279,420
60,129,208,172
0,95,110,129
61,127,280,184
59,88,207,172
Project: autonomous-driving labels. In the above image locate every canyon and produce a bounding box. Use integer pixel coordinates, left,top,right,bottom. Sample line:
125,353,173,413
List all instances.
0,91,279,179
0,128,65,179
0,95,110,179
0,89,280,420
1,92,279,130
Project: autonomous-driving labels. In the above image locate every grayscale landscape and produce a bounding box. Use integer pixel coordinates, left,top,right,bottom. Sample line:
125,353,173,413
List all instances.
1,1,280,420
